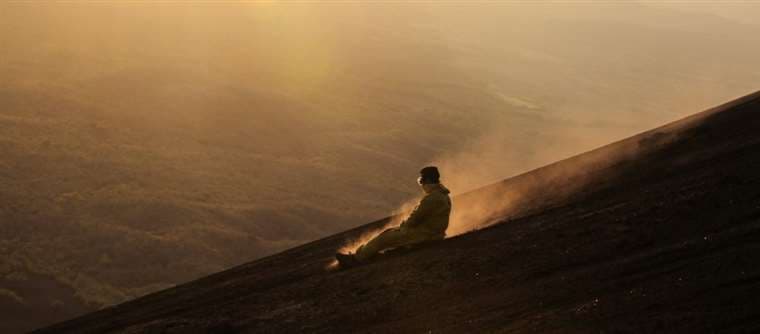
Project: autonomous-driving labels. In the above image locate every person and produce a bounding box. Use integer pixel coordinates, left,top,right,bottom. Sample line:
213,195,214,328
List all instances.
336,166,452,268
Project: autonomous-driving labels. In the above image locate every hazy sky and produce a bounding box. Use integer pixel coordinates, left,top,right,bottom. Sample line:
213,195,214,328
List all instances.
3,1,759,225
649,0,760,24
3,0,759,232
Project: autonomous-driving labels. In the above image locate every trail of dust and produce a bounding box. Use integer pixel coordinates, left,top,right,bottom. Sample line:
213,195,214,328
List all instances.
337,199,419,255
434,120,689,237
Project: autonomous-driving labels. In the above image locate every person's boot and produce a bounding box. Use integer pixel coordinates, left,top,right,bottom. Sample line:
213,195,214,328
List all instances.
335,252,360,269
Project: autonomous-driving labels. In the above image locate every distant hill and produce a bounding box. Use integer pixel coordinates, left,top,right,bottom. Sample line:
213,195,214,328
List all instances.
35,91,760,333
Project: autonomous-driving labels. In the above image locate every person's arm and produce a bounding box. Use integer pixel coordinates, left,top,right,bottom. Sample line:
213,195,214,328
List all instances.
400,195,436,228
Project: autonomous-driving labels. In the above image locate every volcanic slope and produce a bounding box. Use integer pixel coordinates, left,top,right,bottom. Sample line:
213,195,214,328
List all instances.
36,91,760,333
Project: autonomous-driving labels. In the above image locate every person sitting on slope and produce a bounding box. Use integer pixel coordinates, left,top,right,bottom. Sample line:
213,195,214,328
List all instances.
336,166,452,268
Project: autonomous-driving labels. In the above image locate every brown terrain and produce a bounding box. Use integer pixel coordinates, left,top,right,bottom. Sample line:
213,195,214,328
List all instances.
32,91,760,333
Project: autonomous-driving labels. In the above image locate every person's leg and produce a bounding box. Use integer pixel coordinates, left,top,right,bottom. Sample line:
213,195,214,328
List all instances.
355,227,420,262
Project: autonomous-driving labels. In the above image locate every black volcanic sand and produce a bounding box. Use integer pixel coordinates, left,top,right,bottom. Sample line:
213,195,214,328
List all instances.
35,91,760,333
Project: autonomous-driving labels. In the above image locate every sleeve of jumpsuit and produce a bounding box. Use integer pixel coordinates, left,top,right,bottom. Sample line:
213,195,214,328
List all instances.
400,195,436,229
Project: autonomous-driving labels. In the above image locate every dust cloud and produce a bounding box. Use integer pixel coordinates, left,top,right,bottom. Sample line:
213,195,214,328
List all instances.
337,200,419,256
433,112,697,237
